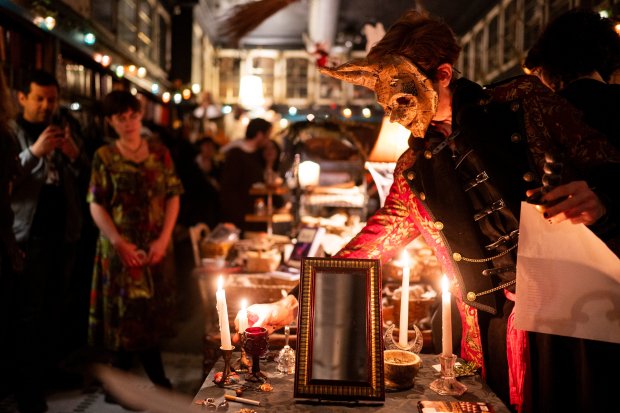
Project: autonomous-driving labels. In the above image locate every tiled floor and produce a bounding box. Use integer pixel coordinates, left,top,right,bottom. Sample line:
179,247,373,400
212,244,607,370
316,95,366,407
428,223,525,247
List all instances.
0,352,204,413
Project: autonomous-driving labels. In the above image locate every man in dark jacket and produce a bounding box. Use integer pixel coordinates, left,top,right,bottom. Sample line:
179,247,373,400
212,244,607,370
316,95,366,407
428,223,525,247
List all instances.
11,70,88,413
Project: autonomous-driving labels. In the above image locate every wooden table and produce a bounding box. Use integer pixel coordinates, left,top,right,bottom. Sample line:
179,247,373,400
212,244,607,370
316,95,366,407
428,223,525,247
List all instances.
192,353,512,412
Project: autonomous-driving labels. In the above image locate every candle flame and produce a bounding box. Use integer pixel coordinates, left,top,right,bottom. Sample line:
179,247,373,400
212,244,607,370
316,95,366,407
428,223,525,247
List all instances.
241,299,247,311
441,275,449,293
217,275,223,291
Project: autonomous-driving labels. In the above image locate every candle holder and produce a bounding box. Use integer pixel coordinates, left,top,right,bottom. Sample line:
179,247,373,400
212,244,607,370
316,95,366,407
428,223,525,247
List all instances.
236,331,252,372
214,346,238,387
244,326,269,382
430,354,468,396
383,323,423,353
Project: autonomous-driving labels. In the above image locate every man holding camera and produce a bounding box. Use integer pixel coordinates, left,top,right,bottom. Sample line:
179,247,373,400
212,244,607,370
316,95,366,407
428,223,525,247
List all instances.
10,70,86,413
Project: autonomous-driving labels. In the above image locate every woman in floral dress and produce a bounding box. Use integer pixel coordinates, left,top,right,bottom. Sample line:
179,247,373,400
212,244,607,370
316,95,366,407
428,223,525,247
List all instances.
87,91,183,390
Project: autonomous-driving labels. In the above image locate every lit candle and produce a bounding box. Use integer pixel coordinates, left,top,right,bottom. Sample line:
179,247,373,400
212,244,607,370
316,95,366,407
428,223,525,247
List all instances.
239,299,248,333
215,275,233,350
441,275,453,357
398,250,410,347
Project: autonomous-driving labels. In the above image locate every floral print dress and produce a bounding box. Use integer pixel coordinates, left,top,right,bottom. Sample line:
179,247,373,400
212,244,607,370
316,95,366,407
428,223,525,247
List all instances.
87,141,183,351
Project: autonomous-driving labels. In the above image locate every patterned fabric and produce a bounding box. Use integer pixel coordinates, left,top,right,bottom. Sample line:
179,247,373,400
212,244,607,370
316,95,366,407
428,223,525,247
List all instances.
87,141,183,351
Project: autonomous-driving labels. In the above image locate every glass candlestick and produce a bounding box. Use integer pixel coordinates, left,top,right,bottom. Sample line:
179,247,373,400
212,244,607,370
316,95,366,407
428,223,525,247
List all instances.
430,354,467,396
276,325,295,374
244,326,269,382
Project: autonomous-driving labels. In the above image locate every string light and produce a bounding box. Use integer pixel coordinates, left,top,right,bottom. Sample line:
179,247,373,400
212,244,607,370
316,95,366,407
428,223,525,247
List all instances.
84,33,96,45
162,92,171,103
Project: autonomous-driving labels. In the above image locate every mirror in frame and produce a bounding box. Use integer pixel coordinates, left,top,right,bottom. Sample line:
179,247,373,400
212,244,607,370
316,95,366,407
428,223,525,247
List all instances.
294,257,385,402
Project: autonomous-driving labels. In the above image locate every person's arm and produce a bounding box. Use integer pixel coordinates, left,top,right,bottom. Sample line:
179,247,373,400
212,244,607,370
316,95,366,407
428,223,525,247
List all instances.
89,201,141,267
148,195,180,265
516,76,619,234
12,125,63,185
336,149,421,261
234,294,298,336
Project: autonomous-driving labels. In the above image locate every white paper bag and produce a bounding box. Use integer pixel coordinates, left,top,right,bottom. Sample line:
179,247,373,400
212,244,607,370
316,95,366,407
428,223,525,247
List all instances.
515,202,620,343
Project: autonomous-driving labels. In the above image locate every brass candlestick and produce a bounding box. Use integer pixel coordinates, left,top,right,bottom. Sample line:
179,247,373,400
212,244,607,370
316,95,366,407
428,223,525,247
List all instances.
430,354,467,396
236,332,252,372
214,346,236,387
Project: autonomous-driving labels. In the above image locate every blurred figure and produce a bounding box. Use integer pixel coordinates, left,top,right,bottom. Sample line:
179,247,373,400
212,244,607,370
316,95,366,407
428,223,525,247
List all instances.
219,118,272,232
262,138,288,212
87,91,183,397
524,7,620,149
10,70,87,413
262,138,282,185
195,136,222,192
0,68,24,408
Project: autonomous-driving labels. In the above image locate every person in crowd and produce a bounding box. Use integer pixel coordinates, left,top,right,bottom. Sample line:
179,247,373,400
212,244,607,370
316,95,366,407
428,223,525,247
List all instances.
0,68,25,409
219,118,272,232
236,10,619,413
10,69,87,413
524,8,620,151
195,136,222,190
262,138,281,184
87,91,183,399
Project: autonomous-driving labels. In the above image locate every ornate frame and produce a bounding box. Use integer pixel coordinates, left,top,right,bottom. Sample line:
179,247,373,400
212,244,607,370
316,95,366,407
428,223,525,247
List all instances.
294,257,384,402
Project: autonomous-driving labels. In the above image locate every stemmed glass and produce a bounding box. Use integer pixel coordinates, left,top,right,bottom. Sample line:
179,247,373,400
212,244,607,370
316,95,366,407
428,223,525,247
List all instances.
243,326,269,381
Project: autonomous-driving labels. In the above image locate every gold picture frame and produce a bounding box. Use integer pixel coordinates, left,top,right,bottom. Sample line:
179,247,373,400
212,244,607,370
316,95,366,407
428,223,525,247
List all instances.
294,257,385,402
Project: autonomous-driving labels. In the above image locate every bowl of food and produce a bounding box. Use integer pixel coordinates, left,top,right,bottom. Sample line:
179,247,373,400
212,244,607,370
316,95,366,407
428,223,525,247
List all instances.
384,349,422,390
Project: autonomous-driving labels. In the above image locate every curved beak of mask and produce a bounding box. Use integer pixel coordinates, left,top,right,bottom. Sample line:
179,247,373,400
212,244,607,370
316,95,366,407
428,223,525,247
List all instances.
319,55,438,139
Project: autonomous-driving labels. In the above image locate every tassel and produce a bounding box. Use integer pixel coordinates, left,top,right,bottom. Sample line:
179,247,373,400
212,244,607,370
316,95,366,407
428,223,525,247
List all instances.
219,0,299,44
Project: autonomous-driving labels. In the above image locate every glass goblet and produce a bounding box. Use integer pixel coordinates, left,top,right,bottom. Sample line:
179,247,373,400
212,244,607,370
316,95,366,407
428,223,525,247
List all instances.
243,326,269,381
